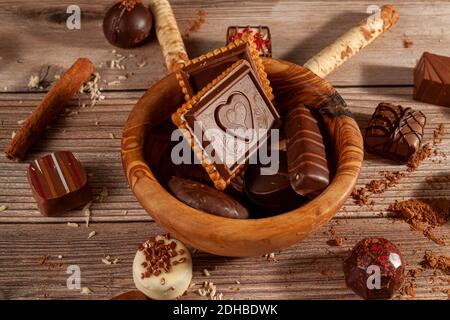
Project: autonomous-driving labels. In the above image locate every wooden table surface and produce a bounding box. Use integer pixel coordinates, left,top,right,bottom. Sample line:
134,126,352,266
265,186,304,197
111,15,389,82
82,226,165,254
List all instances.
0,0,449,300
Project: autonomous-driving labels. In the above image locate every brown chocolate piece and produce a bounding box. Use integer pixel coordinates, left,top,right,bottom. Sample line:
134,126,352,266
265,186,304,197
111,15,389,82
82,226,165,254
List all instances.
227,26,272,57
172,60,280,190
176,39,273,102
365,102,426,163
103,0,153,48
156,141,212,186
111,290,149,300
344,238,405,300
27,151,92,216
244,150,304,213
284,104,330,198
414,52,450,107
167,177,249,219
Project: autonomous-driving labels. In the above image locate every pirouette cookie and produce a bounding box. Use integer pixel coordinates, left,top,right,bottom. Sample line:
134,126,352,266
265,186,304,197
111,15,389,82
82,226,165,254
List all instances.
133,235,192,300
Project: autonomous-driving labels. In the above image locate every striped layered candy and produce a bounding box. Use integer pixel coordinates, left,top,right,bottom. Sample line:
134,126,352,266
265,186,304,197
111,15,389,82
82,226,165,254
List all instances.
27,151,93,216
285,104,330,198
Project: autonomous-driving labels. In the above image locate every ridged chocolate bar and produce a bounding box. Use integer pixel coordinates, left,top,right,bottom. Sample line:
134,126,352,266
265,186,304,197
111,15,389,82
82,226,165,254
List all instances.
365,102,426,163
284,104,330,198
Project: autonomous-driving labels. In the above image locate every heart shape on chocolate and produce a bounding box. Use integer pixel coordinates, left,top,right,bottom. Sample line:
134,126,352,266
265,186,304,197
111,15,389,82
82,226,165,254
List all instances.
215,93,254,141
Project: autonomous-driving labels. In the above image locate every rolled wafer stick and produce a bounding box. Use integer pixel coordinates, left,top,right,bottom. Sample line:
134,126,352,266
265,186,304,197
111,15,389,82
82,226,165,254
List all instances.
303,5,400,78
4,58,94,162
149,0,189,72
149,2,398,79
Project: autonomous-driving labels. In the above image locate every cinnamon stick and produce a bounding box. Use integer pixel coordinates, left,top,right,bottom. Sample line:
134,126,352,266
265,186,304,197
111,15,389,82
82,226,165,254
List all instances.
4,58,94,161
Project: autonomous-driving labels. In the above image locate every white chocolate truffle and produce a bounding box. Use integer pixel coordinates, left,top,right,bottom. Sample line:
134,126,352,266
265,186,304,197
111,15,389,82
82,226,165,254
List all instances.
133,235,192,300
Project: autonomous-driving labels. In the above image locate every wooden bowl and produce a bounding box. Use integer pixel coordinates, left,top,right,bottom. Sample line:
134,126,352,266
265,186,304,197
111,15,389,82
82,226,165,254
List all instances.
121,58,363,257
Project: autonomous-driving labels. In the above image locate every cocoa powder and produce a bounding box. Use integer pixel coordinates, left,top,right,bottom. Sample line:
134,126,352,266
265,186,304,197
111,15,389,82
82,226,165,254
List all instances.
388,198,449,245
421,251,450,275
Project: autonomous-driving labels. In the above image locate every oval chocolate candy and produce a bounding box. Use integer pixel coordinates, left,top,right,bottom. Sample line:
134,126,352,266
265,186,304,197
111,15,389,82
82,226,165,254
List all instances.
244,150,304,213
167,177,249,219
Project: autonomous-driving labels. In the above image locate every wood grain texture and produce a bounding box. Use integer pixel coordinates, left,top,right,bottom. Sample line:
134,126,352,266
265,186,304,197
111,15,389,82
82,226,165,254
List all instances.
0,219,447,300
1,0,450,91
1,88,449,224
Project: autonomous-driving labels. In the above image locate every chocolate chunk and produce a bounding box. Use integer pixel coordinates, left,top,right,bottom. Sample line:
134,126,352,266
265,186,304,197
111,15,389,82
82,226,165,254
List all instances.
365,102,426,163
244,150,304,213
103,0,153,48
27,151,92,216
156,141,212,186
344,238,405,300
284,104,330,198
176,40,272,101
227,26,272,57
414,52,450,107
167,177,249,219
172,59,280,190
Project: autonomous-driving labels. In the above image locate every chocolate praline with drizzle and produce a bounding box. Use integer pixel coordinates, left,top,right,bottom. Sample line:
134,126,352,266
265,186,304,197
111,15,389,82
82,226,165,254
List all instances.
103,0,153,48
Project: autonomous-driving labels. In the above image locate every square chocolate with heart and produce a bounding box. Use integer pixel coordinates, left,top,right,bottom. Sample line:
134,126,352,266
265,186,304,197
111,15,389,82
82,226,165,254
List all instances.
172,60,280,190
176,39,273,103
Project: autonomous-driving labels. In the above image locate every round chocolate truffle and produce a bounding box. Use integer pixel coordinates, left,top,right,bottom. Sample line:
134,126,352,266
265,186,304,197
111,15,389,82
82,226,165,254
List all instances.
343,238,405,300
103,0,153,48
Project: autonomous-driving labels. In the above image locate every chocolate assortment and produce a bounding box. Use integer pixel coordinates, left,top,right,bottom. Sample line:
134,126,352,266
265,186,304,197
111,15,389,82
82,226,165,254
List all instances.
227,26,272,57
172,59,280,190
285,104,330,198
365,102,426,163
103,0,153,48
167,177,249,219
344,238,405,300
176,39,273,101
414,52,450,107
27,151,92,216
244,151,304,214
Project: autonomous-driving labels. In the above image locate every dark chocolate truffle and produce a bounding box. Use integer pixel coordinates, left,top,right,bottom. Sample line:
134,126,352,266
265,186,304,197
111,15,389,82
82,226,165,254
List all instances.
103,0,153,48
344,238,405,300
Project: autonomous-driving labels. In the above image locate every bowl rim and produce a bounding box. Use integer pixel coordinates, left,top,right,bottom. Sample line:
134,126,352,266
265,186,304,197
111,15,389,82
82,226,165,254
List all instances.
121,58,364,256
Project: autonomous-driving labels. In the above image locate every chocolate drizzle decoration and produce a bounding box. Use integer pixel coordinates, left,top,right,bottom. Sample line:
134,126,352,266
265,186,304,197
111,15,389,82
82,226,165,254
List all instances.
365,102,426,162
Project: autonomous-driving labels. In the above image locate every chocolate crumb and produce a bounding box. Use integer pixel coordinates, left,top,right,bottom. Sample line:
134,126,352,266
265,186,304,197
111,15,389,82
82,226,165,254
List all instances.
403,38,414,48
183,9,206,39
327,237,345,247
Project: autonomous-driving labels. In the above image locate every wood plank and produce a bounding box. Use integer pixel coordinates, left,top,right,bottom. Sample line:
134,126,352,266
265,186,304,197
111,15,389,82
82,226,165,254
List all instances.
0,219,447,300
1,0,450,90
0,87,449,223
